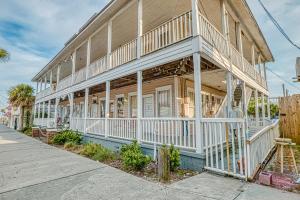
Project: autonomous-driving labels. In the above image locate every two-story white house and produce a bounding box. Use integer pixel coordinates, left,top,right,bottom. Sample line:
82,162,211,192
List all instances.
32,0,279,180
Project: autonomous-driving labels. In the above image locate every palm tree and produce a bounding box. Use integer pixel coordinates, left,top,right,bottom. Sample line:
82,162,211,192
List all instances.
8,84,35,129
0,48,9,62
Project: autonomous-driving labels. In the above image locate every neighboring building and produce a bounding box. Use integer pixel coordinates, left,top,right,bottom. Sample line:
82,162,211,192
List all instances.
32,0,278,179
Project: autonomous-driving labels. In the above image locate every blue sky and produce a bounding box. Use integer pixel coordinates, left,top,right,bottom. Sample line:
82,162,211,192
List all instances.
0,0,299,108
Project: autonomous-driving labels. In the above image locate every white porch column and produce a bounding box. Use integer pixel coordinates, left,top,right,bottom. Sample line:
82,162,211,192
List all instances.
69,93,74,128
42,101,45,126
56,65,61,87
86,37,91,80
137,0,143,58
38,103,41,119
50,70,53,92
83,88,89,134
36,82,39,94
105,81,110,138
44,75,47,90
261,94,265,126
267,96,271,120
47,100,51,127
220,0,228,36
137,70,143,143
242,82,248,136
54,98,59,128
191,0,200,36
193,53,203,153
71,51,76,84
254,89,259,127
236,22,244,71
226,72,233,117
107,20,112,69
258,54,262,76
39,79,43,92
251,44,255,67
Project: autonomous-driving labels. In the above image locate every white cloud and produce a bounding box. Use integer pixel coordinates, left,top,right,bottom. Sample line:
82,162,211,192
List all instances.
0,0,109,104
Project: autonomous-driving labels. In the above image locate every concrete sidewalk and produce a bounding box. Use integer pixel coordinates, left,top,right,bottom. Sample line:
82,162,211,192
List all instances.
0,125,298,200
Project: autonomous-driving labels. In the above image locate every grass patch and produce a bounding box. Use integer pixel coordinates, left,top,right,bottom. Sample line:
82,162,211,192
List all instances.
80,143,116,162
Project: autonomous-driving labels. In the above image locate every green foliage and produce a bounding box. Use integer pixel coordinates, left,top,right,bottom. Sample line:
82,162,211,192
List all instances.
64,141,77,150
0,48,9,62
120,141,151,170
80,143,115,162
24,110,31,128
52,130,82,145
169,144,180,171
21,126,32,136
247,98,279,118
8,84,35,107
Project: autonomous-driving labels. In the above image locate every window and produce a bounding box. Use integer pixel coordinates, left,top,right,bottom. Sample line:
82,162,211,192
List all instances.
90,98,98,118
99,98,105,118
143,95,154,118
187,88,195,118
156,86,172,117
116,96,125,118
128,93,137,118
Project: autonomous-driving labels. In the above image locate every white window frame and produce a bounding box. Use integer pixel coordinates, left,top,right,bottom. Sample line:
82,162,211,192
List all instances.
143,94,155,118
115,94,125,118
187,87,195,118
98,97,106,118
128,92,137,118
155,85,172,118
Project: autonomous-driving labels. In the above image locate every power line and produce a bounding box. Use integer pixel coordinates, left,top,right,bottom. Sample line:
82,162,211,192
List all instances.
266,67,300,92
258,0,300,50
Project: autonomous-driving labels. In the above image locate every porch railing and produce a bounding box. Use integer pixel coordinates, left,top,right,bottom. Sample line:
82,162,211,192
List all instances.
70,118,85,133
108,118,137,140
74,67,86,84
88,56,108,78
57,75,72,91
141,118,196,150
246,119,280,179
141,11,192,55
203,118,247,179
86,118,105,135
111,39,137,68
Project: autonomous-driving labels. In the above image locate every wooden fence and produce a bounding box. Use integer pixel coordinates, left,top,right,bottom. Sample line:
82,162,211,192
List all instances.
279,94,300,144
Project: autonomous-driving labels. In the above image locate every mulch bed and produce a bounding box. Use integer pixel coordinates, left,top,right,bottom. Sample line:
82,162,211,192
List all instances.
42,141,199,184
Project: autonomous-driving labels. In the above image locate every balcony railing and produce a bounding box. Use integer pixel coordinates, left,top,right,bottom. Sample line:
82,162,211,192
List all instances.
36,11,268,100
111,39,137,68
57,75,72,91
141,11,192,55
198,13,267,89
74,67,86,84
88,56,108,78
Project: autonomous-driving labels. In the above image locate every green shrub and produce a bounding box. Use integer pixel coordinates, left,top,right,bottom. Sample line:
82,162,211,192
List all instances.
121,141,151,170
52,130,82,145
169,144,180,171
22,126,32,136
64,141,77,150
80,143,115,162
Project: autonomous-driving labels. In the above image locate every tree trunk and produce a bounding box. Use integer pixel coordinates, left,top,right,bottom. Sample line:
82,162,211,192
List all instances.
20,106,24,130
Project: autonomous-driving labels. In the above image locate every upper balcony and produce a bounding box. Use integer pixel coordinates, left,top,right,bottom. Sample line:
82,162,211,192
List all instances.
34,0,272,100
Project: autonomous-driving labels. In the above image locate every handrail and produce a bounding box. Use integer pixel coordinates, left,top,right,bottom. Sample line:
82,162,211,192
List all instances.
247,119,279,143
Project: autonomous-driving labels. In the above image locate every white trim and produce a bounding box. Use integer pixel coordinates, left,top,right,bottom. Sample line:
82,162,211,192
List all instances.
128,92,137,118
142,94,155,118
155,85,172,117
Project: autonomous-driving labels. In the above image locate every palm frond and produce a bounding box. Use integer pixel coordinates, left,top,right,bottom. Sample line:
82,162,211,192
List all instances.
0,48,9,62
